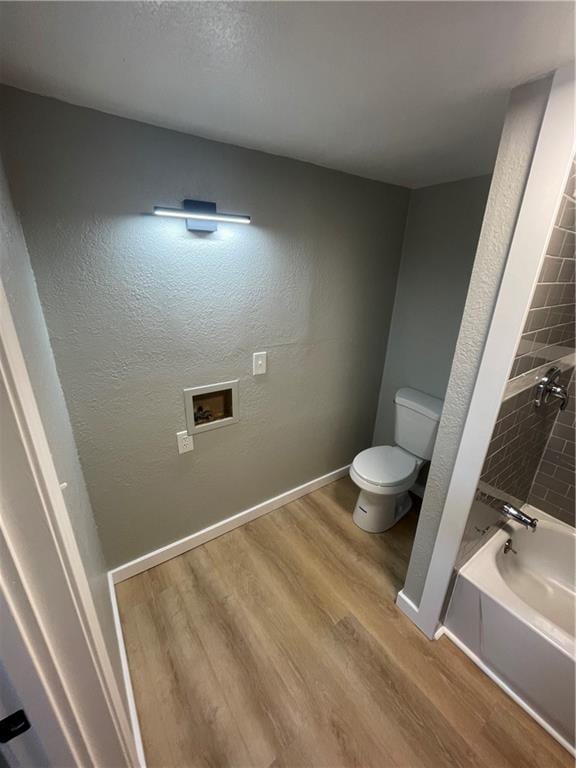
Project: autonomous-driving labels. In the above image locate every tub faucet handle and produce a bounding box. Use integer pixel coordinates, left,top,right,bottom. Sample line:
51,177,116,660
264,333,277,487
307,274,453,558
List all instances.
548,384,568,410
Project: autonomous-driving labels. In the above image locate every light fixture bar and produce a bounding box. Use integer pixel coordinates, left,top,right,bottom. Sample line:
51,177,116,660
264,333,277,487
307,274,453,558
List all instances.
153,206,251,224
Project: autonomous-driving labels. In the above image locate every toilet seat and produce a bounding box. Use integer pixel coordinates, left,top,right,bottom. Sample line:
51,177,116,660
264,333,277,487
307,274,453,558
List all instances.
350,446,419,496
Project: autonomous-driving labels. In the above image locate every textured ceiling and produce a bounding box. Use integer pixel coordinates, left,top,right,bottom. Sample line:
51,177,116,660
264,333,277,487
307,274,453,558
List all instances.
0,1,573,187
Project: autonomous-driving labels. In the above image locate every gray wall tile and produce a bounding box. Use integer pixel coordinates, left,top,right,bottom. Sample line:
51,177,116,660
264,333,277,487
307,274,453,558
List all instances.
460,163,575,566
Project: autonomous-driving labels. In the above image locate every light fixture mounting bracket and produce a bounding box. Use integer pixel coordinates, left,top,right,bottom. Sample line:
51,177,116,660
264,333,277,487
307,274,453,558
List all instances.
183,199,218,232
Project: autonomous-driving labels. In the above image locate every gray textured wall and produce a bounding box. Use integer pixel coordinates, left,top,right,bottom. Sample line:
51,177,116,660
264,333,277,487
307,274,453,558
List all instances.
0,86,410,567
373,176,491,445
0,161,124,694
403,76,552,604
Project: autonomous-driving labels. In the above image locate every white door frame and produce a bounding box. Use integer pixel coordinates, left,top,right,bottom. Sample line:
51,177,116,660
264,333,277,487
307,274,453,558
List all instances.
1,562,81,767
0,277,138,766
398,65,575,638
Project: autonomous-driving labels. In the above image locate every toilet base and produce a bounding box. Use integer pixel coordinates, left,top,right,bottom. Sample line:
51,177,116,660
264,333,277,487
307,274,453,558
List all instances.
352,490,412,533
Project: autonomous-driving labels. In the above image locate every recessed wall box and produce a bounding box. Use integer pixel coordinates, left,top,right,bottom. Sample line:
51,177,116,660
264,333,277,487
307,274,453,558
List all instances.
183,380,239,435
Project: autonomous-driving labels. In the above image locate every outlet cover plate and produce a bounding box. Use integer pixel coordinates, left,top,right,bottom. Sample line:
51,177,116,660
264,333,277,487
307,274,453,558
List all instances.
177,430,194,454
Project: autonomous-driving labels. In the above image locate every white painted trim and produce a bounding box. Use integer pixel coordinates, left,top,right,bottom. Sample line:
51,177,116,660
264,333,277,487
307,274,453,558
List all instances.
395,589,421,626
397,590,447,641
0,541,86,766
0,277,137,765
108,573,147,768
183,379,240,435
409,66,575,639
442,628,575,757
111,465,350,583
433,625,445,641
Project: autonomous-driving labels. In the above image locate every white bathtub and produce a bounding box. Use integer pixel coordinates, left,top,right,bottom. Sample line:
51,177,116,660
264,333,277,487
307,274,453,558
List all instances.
444,505,575,753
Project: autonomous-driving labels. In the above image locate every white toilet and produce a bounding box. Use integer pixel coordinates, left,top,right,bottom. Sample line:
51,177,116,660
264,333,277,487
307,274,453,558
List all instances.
350,387,443,533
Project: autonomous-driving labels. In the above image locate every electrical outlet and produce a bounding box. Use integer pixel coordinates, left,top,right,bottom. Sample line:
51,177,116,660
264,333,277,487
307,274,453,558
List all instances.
253,351,267,375
177,430,194,454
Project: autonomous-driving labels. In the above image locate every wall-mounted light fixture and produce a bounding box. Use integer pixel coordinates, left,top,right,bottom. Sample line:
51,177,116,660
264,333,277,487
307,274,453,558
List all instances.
153,199,251,232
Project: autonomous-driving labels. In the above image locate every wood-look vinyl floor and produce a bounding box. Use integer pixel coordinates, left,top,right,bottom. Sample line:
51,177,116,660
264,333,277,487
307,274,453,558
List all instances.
117,478,571,768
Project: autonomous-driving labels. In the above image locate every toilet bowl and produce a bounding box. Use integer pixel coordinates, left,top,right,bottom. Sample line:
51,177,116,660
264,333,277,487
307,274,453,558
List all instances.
350,388,443,533
350,446,422,532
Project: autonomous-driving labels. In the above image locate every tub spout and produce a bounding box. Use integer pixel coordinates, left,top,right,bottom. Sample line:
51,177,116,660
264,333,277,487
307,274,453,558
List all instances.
501,502,538,530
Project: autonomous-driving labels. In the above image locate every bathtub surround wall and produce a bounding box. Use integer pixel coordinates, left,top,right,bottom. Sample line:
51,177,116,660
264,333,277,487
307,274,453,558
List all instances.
458,371,574,565
478,375,570,504
0,163,124,693
463,162,575,552
525,167,575,523
0,86,410,567
373,176,491,445
402,76,553,605
510,167,575,381
512,164,575,524
531,369,575,524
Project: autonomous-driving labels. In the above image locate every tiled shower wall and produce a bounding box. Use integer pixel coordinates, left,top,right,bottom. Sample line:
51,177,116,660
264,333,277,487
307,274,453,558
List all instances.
509,171,575,380
530,368,575,524
479,377,568,504
458,163,575,563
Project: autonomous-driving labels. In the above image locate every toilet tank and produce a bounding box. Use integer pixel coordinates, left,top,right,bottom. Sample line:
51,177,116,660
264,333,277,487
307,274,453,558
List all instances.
394,388,444,460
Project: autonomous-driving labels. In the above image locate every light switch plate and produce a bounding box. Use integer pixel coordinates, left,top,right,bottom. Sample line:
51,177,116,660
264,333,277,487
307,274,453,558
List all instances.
253,351,267,375
177,430,194,454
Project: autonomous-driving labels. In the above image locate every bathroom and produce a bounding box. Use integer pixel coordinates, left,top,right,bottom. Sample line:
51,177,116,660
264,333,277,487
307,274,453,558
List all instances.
0,3,574,767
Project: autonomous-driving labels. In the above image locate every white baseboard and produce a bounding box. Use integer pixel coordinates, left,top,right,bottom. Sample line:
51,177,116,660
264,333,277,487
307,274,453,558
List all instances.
396,588,440,639
433,625,446,641
108,573,147,768
396,589,421,624
442,627,575,757
110,465,350,583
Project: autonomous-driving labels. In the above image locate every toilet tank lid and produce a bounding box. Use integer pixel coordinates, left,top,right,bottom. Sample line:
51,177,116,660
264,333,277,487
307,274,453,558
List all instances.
394,388,443,421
